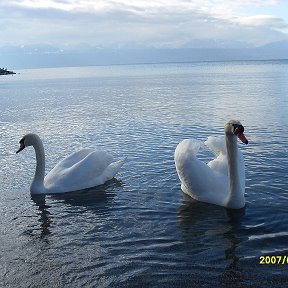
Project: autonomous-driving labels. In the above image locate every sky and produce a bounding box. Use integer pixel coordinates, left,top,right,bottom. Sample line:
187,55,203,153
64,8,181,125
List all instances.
0,0,288,49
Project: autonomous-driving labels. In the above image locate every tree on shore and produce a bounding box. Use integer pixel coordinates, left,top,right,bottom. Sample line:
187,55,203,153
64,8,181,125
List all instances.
0,68,16,75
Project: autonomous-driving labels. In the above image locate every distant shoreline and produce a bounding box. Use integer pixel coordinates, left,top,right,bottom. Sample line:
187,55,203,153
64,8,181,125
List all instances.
5,58,288,71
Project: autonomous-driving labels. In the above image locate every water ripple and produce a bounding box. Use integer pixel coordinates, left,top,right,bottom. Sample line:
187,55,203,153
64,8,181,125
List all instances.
1,62,288,287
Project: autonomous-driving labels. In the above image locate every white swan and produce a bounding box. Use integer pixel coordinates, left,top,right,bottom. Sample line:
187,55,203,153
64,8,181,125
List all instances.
174,120,248,209
16,133,126,194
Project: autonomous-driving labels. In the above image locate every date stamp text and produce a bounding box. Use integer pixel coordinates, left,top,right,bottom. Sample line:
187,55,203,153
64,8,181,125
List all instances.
259,255,288,265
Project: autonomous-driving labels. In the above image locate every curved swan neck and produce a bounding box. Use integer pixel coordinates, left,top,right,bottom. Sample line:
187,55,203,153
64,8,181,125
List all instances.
225,133,245,208
30,135,45,194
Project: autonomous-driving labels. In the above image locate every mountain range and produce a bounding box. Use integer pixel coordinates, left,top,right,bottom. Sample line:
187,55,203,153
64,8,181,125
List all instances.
1,40,288,69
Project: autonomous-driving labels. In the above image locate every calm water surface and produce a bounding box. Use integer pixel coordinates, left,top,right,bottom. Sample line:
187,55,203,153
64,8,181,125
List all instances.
1,61,288,287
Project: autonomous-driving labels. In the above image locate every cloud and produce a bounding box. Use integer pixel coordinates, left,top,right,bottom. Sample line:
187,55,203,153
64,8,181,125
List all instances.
0,0,287,48
235,14,288,28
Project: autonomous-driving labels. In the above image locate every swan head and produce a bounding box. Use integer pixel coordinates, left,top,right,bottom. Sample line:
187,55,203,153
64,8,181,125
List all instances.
224,120,248,144
16,133,41,153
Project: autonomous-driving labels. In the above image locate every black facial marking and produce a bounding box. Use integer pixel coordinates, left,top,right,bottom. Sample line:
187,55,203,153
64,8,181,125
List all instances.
232,124,244,133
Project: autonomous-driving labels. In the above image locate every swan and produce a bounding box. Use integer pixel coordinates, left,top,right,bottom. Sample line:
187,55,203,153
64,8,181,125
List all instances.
174,120,248,209
16,133,126,194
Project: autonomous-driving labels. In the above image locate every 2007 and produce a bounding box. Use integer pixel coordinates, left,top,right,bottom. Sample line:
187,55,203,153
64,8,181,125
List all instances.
259,255,287,265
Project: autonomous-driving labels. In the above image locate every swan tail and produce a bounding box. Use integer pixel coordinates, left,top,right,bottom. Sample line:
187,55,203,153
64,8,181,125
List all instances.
102,157,127,182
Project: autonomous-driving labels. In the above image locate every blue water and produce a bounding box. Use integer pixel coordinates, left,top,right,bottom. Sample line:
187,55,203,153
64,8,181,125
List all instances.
1,61,288,287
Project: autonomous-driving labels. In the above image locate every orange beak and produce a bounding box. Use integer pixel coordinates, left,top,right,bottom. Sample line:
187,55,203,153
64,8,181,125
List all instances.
235,127,248,144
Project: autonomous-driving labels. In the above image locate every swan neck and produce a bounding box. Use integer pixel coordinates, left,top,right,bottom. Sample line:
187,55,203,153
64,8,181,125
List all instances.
31,137,45,193
225,134,245,208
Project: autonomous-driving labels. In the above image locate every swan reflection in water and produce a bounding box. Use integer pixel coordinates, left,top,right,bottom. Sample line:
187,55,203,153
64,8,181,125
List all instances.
30,179,122,239
30,194,52,240
177,193,246,283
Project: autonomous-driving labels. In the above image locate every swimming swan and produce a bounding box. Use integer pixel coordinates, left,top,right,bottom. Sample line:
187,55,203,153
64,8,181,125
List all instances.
174,120,248,209
16,133,126,194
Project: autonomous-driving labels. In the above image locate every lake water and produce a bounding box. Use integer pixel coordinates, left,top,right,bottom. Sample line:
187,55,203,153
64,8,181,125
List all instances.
0,61,288,287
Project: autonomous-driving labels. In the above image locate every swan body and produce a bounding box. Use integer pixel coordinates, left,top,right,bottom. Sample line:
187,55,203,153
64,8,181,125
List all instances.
174,120,248,209
16,133,126,194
